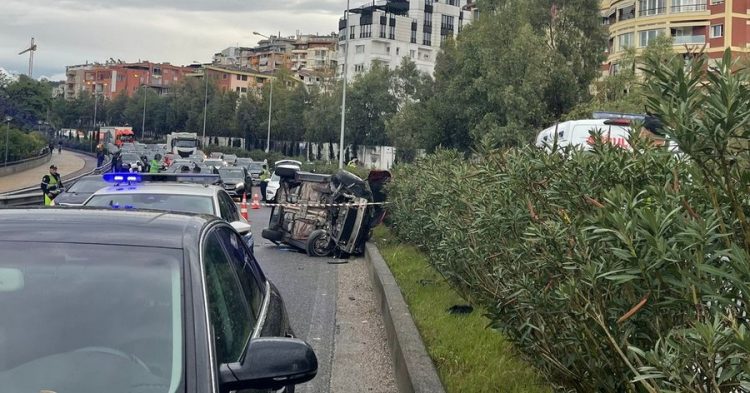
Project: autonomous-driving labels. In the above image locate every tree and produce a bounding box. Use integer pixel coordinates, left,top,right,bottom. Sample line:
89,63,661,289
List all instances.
346,62,397,146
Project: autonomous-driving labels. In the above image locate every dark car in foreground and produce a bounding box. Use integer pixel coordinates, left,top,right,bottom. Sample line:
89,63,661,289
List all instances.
53,175,109,206
0,209,316,393
262,169,391,257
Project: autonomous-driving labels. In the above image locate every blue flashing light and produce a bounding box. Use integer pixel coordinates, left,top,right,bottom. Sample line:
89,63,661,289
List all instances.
103,173,143,184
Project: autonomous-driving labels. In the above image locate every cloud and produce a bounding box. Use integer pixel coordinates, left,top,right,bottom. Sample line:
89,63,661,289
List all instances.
0,0,343,80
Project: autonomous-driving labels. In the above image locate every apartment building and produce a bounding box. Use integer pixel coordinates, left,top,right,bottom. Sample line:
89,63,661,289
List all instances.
336,0,475,77
199,65,275,95
601,0,750,74
64,61,191,100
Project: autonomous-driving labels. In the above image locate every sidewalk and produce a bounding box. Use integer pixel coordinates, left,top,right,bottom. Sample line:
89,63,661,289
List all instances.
0,150,88,194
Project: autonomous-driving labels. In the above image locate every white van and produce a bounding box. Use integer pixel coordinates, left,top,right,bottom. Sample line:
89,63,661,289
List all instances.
535,119,632,151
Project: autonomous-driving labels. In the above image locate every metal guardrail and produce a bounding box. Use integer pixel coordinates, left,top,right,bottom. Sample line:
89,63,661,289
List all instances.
2,150,52,167
0,153,112,207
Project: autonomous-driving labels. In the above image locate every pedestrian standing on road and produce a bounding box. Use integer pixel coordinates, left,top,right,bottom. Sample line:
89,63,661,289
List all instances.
111,151,122,172
57,141,62,154
41,165,63,206
96,144,105,168
259,164,271,202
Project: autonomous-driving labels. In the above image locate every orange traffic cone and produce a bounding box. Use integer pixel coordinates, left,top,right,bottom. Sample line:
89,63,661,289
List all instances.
240,193,249,220
251,193,261,209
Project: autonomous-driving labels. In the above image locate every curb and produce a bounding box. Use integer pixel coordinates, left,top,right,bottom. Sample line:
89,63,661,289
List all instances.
364,242,446,393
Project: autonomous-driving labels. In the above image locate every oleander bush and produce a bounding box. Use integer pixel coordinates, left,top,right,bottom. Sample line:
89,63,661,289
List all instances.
388,50,750,392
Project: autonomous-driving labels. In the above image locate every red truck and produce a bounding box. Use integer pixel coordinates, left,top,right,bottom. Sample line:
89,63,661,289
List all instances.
97,127,135,147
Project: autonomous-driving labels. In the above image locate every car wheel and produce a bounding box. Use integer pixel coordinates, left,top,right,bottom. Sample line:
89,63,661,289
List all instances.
262,228,283,243
306,229,334,257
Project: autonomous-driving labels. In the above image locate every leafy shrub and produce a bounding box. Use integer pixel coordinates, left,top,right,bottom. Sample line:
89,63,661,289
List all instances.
0,128,47,161
388,50,750,392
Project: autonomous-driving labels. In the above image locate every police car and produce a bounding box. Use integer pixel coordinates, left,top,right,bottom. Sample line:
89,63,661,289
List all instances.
82,173,254,249
0,208,316,392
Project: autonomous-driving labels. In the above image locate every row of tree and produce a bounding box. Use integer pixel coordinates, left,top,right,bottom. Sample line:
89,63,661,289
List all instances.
3,0,630,160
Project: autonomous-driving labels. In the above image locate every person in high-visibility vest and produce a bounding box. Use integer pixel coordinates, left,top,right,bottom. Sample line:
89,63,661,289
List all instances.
149,154,162,173
259,164,271,202
41,164,63,206
347,157,359,168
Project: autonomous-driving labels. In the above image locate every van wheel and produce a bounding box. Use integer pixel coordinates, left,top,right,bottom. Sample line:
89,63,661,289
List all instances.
262,228,283,244
306,230,334,257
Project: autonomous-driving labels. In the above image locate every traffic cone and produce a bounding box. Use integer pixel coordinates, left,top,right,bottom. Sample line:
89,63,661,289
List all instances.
251,193,261,210
240,193,249,220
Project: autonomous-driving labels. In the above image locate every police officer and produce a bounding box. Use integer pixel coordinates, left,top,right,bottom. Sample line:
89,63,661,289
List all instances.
347,157,359,168
259,164,271,202
149,154,162,173
41,164,63,206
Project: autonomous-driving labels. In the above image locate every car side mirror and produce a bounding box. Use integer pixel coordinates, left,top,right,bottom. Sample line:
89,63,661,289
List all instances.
219,338,317,392
231,221,252,235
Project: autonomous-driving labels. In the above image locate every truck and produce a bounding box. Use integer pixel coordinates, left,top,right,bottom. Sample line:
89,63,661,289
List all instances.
166,132,201,158
97,127,135,147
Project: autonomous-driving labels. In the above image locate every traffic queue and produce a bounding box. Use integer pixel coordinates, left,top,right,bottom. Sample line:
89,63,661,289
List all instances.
0,142,318,393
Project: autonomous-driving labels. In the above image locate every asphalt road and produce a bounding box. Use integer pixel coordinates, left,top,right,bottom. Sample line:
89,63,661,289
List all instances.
246,198,338,393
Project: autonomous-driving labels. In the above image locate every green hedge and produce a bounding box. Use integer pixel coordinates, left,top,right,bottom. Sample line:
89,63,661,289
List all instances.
387,51,750,392
0,129,47,162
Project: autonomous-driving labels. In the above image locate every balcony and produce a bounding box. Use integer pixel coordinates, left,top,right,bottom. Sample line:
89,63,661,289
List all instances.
671,3,706,12
638,7,665,17
673,34,705,44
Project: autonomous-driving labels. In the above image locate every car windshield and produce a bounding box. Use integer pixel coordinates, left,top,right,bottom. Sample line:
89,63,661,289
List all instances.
219,168,244,178
0,242,184,393
173,140,197,148
248,163,263,171
67,178,109,193
271,173,280,182
85,194,215,215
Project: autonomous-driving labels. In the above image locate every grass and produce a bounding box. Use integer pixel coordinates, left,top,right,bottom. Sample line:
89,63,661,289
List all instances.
373,226,550,393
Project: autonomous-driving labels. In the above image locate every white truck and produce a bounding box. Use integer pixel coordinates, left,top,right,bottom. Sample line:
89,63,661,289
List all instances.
166,132,200,158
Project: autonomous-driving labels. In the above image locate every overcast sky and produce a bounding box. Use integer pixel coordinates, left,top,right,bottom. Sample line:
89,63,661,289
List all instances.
0,0,344,81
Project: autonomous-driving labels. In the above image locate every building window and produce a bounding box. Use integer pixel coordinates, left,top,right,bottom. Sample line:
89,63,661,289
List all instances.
240,87,247,93
424,12,432,27
242,75,248,81
396,47,400,55
350,26,356,39
638,0,665,16
672,0,707,12
354,64,365,72
710,0,724,4
411,29,417,43
386,46,391,54
236,75,241,80
236,87,241,92
711,24,724,38
389,24,395,39
360,24,372,38
410,50,416,59
356,45,365,54
617,32,634,50
639,29,661,47
423,32,432,46
379,23,387,38
425,0,433,5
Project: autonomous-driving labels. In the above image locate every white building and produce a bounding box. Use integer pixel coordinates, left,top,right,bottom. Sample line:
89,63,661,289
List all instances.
336,0,476,77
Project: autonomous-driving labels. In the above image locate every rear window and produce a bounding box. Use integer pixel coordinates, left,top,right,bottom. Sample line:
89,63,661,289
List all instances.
68,179,108,193
86,194,215,216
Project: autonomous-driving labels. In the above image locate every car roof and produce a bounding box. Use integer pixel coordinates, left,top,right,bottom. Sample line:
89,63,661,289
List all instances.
0,208,214,248
90,183,222,197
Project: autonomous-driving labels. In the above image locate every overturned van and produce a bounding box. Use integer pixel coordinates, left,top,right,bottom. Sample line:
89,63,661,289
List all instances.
261,168,391,257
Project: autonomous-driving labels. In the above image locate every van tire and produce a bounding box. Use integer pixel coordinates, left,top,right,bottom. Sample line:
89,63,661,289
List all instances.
275,166,298,179
306,230,334,257
262,228,283,243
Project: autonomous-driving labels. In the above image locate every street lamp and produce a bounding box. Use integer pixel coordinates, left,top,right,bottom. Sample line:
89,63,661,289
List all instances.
193,61,209,146
92,83,106,151
254,31,275,153
339,0,351,168
4,116,12,167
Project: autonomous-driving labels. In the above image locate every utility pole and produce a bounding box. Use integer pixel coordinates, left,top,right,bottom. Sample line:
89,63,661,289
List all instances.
141,86,147,140
4,116,12,166
202,68,208,146
92,90,98,152
266,78,273,153
339,0,351,169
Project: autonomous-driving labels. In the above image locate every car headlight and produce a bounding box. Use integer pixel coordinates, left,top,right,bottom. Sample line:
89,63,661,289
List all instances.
236,182,244,190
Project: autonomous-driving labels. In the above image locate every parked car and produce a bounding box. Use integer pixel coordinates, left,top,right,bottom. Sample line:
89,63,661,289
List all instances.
535,118,632,151
223,154,238,166
209,152,223,159
203,158,227,169
262,168,391,257
120,152,146,172
53,175,110,206
0,208,317,393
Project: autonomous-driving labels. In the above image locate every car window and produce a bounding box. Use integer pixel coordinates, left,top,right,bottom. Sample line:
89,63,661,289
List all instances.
216,228,265,320
202,231,254,364
216,192,239,222
67,178,108,193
